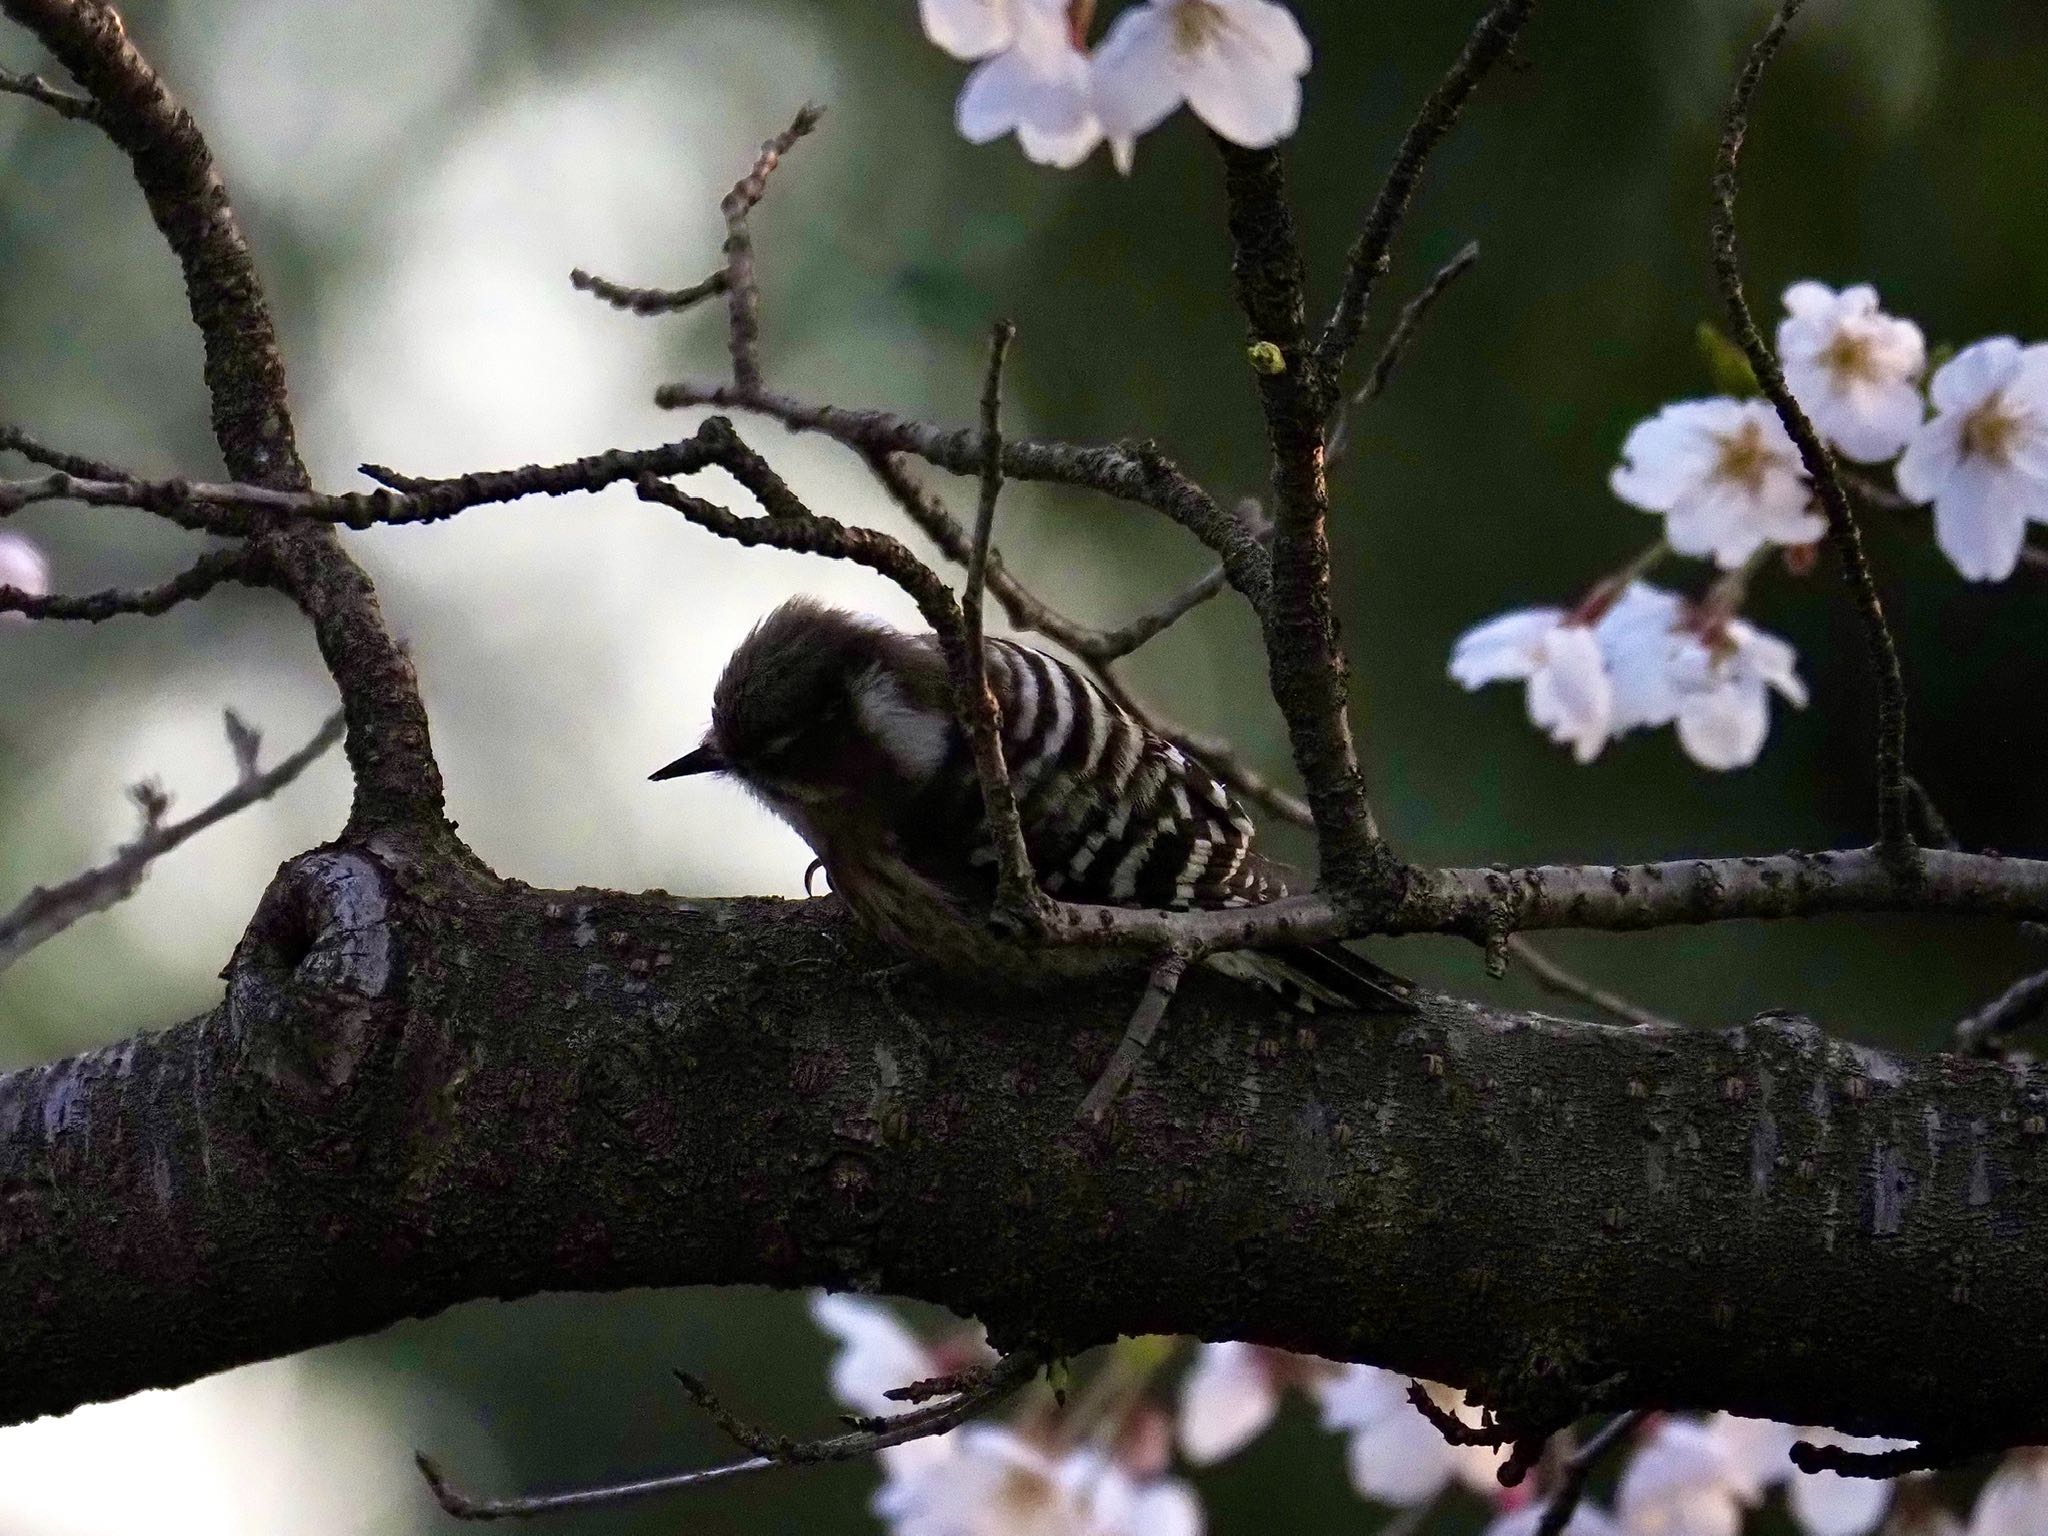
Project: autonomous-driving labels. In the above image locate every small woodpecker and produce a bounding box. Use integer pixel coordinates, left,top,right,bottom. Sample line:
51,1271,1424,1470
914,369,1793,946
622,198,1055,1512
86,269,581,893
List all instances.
653,599,1411,1009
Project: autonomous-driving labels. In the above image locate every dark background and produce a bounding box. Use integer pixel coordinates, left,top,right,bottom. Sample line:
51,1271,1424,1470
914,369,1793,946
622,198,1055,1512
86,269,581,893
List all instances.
0,0,2042,1529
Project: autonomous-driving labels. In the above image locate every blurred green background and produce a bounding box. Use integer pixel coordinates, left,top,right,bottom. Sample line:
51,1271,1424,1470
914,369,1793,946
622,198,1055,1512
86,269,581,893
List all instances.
1,0,2044,1529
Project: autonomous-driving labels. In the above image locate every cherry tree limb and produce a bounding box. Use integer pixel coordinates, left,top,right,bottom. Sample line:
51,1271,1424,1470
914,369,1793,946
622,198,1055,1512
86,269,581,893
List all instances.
0,544,252,621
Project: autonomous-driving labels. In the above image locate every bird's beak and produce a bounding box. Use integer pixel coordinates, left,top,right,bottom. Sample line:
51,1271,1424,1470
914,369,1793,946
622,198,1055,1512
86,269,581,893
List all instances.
649,744,726,781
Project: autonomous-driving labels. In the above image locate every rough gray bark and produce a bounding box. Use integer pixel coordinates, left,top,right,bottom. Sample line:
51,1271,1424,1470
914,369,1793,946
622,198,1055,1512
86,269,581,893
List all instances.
1,829,2042,1458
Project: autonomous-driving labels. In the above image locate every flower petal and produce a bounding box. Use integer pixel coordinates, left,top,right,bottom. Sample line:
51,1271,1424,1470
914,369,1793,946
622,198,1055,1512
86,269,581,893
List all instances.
1933,459,2032,581
809,1291,937,1418
920,0,1015,60
1178,1343,1281,1465
1091,6,1186,141
1930,337,2022,414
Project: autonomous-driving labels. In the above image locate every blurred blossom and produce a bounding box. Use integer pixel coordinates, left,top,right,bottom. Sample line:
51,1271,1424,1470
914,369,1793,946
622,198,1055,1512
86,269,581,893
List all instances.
811,1291,993,1478
1489,1499,1625,1536
0,1354,414,1536
1594,582,1687,736
1178,1341,1282,1463
1314,1367,1506,1508
1449,607,1613,764
1176,1341,1344,1464
951,0,1105,168
1617,1417,1757,1536
1969,1452,2048,1536
1611,399,1824,568
1895,339,2048,581
0,529,50,624
1663,619,1807,772
922,0,1020,59
1776,283,1926,464
878,1424,1202,1536
1092,0,1312,172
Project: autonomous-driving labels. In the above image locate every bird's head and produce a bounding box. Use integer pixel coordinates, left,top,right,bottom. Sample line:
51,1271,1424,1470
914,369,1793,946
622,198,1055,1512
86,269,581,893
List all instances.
651,599,943,806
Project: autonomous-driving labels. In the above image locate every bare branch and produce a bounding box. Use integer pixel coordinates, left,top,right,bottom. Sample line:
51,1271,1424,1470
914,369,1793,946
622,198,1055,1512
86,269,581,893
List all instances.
0,423,133,480
1217,141,1400,907
0,59,95,121
1533,1412,1648,1536
569,265,727,317
0,710,343,973
0,545,250,622
961,321,1040,924
1078,952,1191,1123
654,380,1273,610
417,1347,1041,1522
1093,564,1233,659
1711,0,1913,858
1355,239,1482,408
1955,968,2048,1058
1788,1437,1953,1479
1507,936,1677,1030
1315,0,1537,387
721,104,822,393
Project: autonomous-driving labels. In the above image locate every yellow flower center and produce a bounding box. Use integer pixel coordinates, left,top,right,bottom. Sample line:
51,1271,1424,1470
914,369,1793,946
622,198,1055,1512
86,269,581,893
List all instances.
1819,327,1881,387
1712,418,1776,497
1171,0,1227,53
1961,392,2022,467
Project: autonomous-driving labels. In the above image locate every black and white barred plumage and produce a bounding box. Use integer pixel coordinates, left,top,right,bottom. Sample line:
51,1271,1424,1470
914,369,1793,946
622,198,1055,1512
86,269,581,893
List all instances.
653,600,1409,1009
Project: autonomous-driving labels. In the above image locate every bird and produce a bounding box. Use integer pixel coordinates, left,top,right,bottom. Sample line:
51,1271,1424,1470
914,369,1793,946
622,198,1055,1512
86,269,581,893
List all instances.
652,598,1411,1011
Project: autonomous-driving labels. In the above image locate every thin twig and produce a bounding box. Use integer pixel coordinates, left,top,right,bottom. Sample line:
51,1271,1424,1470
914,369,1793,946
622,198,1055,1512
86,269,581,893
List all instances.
1904,774,1959,851
1507,936,1677,1029
0,424,134,481
1711,0,1913,859
1077,953,1191,1122
1788,1437,1954,1479
570,266,728,317
0,546,251,622
1357,240,1482,408
1533,1412,1647,1536
654,380,1272,610
721,104,822,393
416,1347,1040,1521
1315,0,1537,388
0,62,98,122
1092,566,1232,658
0,710,344,974
1954,968,2048,1058
963,320,1039,923
1406,1381,1512,1446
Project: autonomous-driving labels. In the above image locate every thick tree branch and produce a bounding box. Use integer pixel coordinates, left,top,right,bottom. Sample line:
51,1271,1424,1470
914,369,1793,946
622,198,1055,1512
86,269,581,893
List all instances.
5,851,2048,1466
0,0,443,835
1217,141,1402,908
1710,0,1912,858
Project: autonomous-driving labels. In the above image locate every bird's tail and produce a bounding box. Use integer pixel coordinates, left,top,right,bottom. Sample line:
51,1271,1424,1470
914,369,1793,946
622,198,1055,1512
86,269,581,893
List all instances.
1208,942,1417,1014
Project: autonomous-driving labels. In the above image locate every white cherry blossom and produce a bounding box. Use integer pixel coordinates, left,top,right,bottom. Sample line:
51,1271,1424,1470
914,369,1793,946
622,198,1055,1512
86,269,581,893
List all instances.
878,1426,1202,1536
1616,1417,1756,1536
1177,1342,1282,1464
953,0,1104,168
811,1291,990,1480
1664,618,1807,771
1489,1498,1624,1536
1449,607,1613,764
1313,1366,1505,1508
921,0,1018,60
1593,582,1686,736
1969,1451,2048,1536
1777,283,1926,463
1700,1415,1797,1501
1092,0,1311,172
1895,338,2048,581
1611,398,1824,568
0,530,49,626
